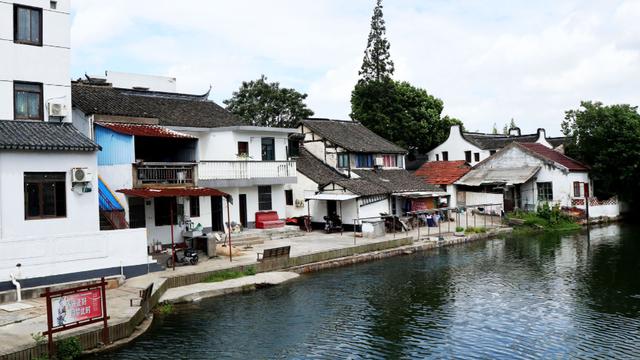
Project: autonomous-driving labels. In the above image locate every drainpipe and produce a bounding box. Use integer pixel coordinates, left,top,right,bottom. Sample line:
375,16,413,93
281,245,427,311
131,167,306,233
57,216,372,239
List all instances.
10,264,22,302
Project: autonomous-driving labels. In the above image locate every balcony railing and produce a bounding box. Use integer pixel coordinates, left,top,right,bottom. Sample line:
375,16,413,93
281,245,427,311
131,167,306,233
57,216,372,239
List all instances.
198,161,296,180
134,162,196,187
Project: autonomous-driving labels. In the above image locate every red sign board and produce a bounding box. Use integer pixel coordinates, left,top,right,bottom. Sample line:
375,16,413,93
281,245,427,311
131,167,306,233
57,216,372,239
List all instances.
51,288,103,327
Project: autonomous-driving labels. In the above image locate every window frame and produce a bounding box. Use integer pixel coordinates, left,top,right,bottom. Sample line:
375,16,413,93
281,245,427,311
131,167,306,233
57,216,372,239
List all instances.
355,154,374,168
337,153,349,169
24,172,66,220
464,151,472,163
382,154,397,168
537,182,553,202
14,4,43,46
128,197,146,229
261,137,275,161
14,81,44,120
442,151,449,161
474,152,480,162
189,196,200,217
573,182,581,198
154,197,178,227
258,185,272,211
285,189,294,206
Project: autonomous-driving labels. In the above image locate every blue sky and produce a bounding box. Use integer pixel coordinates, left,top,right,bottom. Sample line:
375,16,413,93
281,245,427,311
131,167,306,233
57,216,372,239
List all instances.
70,0,640,135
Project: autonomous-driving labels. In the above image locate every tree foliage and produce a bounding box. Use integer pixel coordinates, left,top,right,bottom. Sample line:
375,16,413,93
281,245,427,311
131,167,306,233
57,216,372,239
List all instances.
359,0,394,82
351,80,462,154
562,101,640,203
224,75,314,128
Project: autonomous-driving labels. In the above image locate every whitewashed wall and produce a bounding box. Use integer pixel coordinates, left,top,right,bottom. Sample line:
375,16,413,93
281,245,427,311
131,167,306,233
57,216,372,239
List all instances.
0,151,99,238
0,0,71,122
464,192,504,213
0,228,149,283
285,172,317,218
189,128,291,161
426,126,489,166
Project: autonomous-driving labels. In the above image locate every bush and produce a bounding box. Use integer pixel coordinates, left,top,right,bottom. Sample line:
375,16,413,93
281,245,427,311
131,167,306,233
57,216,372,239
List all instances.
455,226,464,232
155,302,174,315
203,267,257,283
56,336,82,360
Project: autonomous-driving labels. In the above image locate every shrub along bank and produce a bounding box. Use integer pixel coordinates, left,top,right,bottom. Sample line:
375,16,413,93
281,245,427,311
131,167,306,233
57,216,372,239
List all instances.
507,203,581,233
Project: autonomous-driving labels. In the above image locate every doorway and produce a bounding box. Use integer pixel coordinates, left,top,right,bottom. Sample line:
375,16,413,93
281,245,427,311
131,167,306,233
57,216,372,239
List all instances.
239,194,247,228
327,200,337,217
211,196,224,231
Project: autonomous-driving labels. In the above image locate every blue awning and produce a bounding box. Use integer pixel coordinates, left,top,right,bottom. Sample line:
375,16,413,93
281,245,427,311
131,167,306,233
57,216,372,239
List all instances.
99,177,124,211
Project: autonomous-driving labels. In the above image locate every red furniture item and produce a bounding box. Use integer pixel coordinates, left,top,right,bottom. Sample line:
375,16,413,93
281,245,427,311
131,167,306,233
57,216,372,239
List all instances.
255,211,285,229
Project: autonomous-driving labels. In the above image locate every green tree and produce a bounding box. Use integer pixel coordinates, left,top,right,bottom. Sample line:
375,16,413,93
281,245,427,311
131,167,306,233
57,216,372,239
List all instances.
492,122,498,134
224,75,314,128
562,101,640,203
352,80,461,154
359,0,394,82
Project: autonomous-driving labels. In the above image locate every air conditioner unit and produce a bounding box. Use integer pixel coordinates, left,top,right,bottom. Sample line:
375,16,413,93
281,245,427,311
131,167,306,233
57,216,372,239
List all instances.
71,167,92,183
375,157,384,167
48,103,68,117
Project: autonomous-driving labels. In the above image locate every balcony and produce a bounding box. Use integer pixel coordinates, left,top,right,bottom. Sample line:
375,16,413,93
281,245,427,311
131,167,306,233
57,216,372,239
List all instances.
133,162,196,187
198,161,297,187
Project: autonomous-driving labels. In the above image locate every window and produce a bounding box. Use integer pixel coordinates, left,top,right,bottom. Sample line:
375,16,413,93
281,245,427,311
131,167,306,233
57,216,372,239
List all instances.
436,154,440,161
573,182,581,197
128,198,146,229
258,186,272,210
14,5,42,46
474,153,480,162
261,137,275,160
50,1,57,10
355,154,373,168
189,196,200,217
490,150,497,155
442,151,449,161
337,153,349,168
24,172,66,219
237,141,249,157
465,151,472,163
397,155,404,169
382,155,397,167
285,189,293,206
14,82,43,120
154,197,177,226
537,182,553,202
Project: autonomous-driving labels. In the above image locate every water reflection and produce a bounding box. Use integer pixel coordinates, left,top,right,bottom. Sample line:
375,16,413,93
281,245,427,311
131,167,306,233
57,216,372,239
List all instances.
90,224,640,359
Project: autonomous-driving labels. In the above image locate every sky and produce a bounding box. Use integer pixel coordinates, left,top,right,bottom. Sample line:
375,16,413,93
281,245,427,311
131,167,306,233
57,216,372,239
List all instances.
70,0,640,136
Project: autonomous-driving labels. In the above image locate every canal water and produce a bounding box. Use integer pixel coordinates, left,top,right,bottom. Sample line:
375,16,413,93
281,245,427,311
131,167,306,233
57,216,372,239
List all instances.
91,224,640,359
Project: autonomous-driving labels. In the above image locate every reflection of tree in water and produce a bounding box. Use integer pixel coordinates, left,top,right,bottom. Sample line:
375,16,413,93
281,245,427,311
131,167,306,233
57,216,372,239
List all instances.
363,251,454,358
577,225,640,317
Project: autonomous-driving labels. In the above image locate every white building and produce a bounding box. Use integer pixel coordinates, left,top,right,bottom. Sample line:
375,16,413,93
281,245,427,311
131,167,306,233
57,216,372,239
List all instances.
456,142,592,212
287,119,445,229
0,2,149,296
426,125,561,166
72,75,297,247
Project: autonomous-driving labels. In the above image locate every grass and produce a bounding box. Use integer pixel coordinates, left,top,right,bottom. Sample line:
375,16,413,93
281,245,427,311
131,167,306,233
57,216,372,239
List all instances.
508,209,581,233
154,302,174,315
202,266,256,283
464,226,487,234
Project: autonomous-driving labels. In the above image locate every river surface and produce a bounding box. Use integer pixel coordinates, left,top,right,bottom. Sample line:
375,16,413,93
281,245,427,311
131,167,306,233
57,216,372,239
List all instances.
91,224,640,359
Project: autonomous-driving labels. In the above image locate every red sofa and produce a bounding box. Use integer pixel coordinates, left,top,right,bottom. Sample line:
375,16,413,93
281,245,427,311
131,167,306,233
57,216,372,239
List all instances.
255,211,285,229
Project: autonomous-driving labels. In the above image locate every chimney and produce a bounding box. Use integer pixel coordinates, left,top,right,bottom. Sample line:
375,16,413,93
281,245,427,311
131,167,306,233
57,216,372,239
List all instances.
508,127,521,136
537,128,546,139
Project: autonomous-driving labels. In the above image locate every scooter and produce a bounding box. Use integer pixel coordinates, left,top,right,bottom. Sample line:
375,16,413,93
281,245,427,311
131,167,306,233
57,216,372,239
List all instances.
323,214,343,233
166,247,199,268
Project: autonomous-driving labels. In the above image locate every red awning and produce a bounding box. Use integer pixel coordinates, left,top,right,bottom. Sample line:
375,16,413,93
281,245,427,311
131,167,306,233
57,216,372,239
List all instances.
117,187,230,199
96,122,196,139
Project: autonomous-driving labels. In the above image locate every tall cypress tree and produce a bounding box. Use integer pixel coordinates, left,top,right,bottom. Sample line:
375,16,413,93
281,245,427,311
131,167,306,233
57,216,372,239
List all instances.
359,0,394,83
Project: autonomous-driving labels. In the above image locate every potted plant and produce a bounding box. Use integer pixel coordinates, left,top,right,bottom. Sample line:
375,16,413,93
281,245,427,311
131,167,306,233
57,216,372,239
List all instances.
454,226,465,236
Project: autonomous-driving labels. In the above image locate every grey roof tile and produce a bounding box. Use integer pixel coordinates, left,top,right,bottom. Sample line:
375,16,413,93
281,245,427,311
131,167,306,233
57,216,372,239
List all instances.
0,120,99,151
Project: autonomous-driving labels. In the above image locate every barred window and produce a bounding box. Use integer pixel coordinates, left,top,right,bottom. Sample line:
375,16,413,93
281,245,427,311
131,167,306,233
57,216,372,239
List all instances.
537,182,553,202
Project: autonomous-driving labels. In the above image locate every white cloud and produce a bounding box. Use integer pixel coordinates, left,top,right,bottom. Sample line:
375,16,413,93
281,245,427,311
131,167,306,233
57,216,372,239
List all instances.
71,0,640,137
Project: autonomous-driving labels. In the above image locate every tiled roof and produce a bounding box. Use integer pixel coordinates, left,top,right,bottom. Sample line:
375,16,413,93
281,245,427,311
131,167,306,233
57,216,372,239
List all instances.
0,120,100,151
517,142,589,171
296,148,347,186
352,169,443,193
72,83,246,128
463,132,539,150
546,137,567,148
301,118,406,154
96,122,196,139
414,160,471,185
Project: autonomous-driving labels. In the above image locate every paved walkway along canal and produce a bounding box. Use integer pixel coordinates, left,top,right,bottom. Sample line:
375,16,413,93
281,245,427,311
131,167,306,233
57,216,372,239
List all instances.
88,223,640,359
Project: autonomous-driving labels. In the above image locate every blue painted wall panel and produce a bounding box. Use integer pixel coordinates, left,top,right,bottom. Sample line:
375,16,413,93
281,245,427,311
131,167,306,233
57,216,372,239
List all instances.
95,125,134,165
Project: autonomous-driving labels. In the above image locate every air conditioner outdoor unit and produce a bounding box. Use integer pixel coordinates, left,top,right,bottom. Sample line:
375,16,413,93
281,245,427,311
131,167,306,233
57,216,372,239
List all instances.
48,103,68,117
375,157,384,167
71,167,92,183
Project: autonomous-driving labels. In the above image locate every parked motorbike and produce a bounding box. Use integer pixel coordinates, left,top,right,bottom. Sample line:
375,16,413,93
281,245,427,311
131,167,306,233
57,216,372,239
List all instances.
166,247,199,268
380,212,404,232
323,214,343,233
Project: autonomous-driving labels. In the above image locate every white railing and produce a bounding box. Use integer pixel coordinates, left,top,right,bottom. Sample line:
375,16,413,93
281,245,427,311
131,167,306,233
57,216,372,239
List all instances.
198,161,296,180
